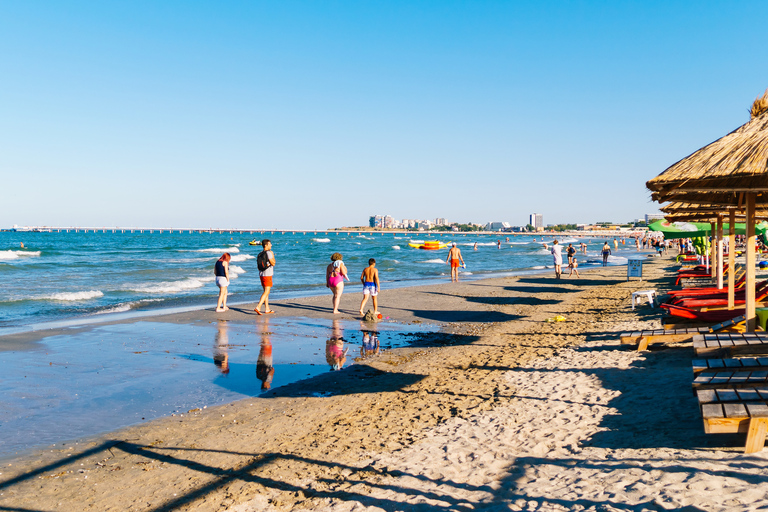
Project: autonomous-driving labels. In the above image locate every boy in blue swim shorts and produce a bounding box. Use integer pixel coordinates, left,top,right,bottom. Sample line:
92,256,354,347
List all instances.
359,258,380,316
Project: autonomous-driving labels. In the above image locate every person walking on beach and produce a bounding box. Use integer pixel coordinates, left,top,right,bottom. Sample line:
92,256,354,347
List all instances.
568,256,580,278
602,241,612,266
326,252,349,314
214,252,231,312
255,240,276,315
446,243,465,282
359,258,380,315
551,240,563,279
566,243,576,266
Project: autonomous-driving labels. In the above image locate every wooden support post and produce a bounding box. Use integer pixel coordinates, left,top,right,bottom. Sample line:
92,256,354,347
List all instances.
717,214,724,290
711,222,717,278
745,417,768,454
747,193,757,332
729,210,736,310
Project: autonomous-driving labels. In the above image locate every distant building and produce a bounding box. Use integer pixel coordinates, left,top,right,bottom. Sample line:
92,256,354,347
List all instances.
529,213,543,230
486,221,511,231
418,220,433,230
645,213,665,224
434,218,447,226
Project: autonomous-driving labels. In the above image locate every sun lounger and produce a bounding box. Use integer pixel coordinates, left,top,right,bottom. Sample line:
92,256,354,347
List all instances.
620,316,745,351
670,281,768,308
697,387,768,453
693,333,768,358
661,303,746,323
693,368,768,391
692,357,768,375
666,271,746,298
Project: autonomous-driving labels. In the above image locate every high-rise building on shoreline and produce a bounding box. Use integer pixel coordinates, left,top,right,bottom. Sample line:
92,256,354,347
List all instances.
529,213,543,230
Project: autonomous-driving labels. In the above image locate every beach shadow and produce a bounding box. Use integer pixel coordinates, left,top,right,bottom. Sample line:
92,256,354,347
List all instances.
506,346,745,451
504,285,581,294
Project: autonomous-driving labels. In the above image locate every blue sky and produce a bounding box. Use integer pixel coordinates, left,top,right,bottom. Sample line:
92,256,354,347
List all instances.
1,1,766,229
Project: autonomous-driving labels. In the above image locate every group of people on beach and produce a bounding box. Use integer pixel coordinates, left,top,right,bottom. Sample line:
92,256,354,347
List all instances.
549,241,580,278
214,240,381,317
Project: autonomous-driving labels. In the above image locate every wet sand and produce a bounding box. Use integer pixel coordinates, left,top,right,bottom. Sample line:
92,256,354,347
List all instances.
3,257,765,511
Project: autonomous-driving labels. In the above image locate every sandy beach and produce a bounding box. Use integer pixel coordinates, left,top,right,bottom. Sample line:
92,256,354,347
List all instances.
3,257,766,511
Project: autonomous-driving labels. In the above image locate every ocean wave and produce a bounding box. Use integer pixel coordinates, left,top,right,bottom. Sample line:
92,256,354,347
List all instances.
312,238,331,243
607,255,628,264
0,250,42,260
229,265,246,276
531,265,546,270
43,290,104,301
509,242,530,245
421,259,447,264
392,245,401,250
229,254,254,262
127,278,208,294
194,247,240,254
94,303,134,314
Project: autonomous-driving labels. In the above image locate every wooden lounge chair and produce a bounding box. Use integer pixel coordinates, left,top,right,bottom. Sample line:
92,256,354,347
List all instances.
693,332,768,358
620,316,745,351
697,387,768,453
661,303,746,323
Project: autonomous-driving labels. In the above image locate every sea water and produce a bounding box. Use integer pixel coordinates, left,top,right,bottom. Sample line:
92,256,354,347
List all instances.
0,231,635,333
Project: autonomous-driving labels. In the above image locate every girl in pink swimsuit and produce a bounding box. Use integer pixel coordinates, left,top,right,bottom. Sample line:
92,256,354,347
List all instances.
326,253,349,314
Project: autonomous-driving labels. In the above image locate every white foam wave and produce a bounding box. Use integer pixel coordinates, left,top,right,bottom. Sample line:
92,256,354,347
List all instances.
127,278,208,294
94,303,133,314
229,265,246,276
0,250,41,260
312,238,331,243
393,260,400,263
195,247,240,254
421,259,447,264
459,271,473,275
531,265,546,270
44,290,104,301
392,245,401,250
229,254,254,262
607,255,629,264
558,238,578,243
509,242,530,245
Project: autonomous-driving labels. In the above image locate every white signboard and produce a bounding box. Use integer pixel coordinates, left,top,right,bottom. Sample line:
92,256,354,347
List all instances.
627,259,643,280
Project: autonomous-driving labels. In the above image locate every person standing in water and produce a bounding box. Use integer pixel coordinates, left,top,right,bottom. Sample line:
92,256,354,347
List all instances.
255,240,276,315
551,240,563,279
326,252,349,314
359,258,380,315
214,252,231,312
446,243,465,283
566,243,576,266
602,241,612,266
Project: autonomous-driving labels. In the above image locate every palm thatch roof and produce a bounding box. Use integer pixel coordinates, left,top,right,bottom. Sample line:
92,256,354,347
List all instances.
659,201,768,222
647,90,768,204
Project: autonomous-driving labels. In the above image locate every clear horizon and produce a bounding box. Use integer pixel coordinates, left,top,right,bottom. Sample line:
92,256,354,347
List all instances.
2,1,767,229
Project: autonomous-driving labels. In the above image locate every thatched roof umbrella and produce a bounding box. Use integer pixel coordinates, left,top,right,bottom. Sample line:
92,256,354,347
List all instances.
648,91,768,329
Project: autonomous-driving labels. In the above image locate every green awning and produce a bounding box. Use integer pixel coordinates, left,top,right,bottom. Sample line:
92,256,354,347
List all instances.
647,220,768,239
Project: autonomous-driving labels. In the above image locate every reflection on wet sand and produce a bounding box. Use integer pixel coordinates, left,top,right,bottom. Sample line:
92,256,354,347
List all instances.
326,319,348,370
360,326,380,359
256,318,274,390
213,320,230,374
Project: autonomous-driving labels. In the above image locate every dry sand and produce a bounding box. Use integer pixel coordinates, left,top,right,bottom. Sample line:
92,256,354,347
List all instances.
2,258,766,511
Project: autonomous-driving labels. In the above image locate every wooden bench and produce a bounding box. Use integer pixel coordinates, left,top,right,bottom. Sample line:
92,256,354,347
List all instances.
693,333,768,358
697,388,768,453
621,316,746,351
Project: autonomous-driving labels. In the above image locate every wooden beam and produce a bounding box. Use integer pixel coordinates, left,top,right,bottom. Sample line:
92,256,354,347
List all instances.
747,193,757,332
711,222,717,278
729,209,736,310
717,214,724,289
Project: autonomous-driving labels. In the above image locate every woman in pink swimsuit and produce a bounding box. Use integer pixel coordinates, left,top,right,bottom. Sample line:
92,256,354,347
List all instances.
326,253,349,314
